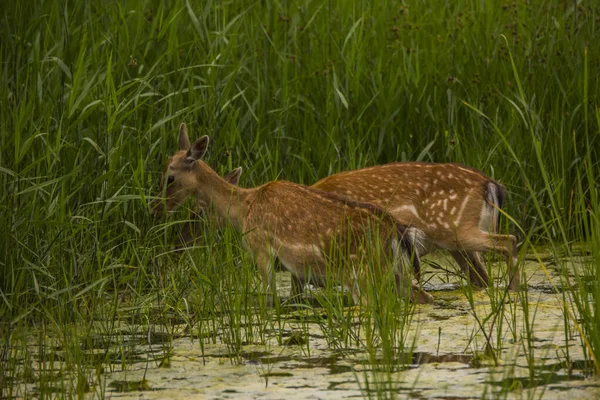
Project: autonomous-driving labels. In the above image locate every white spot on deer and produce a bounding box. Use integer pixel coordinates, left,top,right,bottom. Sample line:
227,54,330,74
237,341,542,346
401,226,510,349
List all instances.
442,222,450,229
465,178,472,185
271,236,324,260
438,190,445,196
454,194,471,227
447,173,454,179
449,193,458,200
390,205,421,221
443,199,448,211
450,206,457,215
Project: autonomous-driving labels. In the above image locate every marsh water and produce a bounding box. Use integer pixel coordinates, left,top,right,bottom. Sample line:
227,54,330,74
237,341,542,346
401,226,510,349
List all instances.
7,252,600,399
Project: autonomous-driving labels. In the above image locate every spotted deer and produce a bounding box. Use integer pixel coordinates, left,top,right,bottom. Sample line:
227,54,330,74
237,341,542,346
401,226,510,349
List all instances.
153,123,433,305
180,163,517,290
313,163,519,290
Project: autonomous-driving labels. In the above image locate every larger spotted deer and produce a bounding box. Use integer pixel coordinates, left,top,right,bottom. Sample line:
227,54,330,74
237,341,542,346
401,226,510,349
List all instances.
313,163,519,290
153,123,433,305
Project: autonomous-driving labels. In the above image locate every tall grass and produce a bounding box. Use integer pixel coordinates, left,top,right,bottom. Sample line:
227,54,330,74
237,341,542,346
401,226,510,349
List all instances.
1,0,598,396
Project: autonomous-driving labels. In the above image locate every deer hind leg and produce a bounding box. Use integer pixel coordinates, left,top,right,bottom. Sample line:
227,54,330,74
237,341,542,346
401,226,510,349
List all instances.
458,231,519,291
271,257,305,299
449,251,489,288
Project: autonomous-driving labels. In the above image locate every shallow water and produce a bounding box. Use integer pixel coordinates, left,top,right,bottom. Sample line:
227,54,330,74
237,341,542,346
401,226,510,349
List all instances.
7,253,600,399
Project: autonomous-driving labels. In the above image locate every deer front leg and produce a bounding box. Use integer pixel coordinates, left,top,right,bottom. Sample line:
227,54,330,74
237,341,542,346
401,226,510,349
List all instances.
255,250,277,307
392,238,433,304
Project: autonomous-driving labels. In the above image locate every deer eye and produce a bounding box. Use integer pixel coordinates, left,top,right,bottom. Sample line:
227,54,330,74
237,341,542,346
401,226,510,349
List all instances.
166,176,175,186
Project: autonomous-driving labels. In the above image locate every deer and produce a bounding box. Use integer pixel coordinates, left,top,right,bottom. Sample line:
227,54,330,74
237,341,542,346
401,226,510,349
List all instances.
152,123,434,305
178,163,517,291
312,163,519,290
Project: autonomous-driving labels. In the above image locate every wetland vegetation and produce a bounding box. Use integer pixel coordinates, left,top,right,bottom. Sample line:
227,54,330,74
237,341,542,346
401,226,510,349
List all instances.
1,0,599,398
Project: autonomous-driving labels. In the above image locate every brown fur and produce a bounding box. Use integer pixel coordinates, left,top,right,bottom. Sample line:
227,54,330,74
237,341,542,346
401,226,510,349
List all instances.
313,162,519,290
177,168,243,248
153,124,433,304
175,162,518,290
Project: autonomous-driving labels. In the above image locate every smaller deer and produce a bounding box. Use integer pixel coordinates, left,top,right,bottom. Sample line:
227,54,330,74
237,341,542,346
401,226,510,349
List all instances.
153,123,433,305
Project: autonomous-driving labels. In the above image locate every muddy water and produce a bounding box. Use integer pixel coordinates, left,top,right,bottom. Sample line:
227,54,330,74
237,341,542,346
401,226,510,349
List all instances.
14,255,600,399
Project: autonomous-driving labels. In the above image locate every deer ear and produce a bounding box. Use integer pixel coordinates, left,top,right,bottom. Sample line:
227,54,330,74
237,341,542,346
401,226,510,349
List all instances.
187,136,209,161
224,167,242,185
179,123,191,150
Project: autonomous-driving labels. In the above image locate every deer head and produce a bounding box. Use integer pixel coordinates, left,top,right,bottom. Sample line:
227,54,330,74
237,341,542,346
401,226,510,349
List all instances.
152,123,210,218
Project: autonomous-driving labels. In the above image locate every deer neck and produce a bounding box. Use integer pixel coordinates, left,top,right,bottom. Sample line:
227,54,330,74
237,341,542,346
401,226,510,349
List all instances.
193,162,250,229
